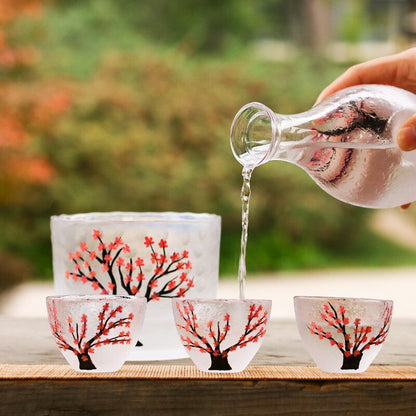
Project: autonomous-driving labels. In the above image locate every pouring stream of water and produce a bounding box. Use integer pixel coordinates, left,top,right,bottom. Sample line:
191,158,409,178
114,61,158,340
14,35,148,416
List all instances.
238,167,252,300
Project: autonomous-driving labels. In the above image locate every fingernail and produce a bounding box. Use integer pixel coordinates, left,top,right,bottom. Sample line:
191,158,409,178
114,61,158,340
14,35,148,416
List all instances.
313,93,325,107
397,125,416,151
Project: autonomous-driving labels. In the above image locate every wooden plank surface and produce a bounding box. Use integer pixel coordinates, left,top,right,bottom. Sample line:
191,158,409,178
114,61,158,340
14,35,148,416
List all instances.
2,366,416,415
2,364,416,380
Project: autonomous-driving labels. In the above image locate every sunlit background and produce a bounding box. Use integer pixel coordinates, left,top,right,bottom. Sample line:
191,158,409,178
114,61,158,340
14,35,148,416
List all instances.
2,0,416,299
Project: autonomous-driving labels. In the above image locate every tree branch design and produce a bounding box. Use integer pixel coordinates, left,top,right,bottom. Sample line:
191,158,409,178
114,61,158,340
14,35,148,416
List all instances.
307,100,388,184
313,101,388,138
65,230,194,302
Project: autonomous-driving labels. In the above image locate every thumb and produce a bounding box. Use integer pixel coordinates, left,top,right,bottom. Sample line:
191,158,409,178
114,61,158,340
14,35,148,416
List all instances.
397,114,416,151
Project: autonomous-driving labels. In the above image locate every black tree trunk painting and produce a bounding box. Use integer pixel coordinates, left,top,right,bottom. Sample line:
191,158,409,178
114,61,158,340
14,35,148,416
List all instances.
341,352,362,370
209,354,232,371
77,353,96,370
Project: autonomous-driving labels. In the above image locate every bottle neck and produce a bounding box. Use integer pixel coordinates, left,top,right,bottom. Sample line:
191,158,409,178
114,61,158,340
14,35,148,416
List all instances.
230,99,398,171
230,102,281,169
230,102,318,169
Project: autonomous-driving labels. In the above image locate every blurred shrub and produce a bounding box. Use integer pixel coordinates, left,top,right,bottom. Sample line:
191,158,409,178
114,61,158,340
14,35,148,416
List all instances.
4,39,406,282
0,251,32,292
38,51,370,275
2,2,415,285
43,0,265,60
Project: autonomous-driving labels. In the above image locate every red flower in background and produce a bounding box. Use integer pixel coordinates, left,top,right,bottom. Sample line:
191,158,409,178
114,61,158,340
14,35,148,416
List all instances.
0,1,73,200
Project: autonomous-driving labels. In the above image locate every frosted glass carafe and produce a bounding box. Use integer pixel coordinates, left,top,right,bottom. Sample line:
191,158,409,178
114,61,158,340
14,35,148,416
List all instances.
230,84,416,208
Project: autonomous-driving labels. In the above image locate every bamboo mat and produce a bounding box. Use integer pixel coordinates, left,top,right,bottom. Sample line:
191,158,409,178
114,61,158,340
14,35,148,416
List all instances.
1,365,416,380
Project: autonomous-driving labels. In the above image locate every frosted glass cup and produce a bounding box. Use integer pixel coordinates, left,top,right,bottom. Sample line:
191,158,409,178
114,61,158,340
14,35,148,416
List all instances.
173,299,272,373
294,296,393,373
46,295,146,372
51,212,221,360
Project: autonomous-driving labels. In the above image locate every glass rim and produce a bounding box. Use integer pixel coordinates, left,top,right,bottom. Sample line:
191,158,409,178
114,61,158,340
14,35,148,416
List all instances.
294,295,393,304
46,294,146,302
51,211,221,224
230,101,281,169
173,298,272,304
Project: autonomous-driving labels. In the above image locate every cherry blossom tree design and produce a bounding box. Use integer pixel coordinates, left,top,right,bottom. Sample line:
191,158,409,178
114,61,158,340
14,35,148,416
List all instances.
313,101,388,139
308,303,392,370
307,100,389,184
66,230,194,302
175,301,268,371
47,301,134,370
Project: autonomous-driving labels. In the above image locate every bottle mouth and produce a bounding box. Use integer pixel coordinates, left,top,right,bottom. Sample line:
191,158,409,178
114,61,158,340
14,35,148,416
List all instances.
230,102,280,169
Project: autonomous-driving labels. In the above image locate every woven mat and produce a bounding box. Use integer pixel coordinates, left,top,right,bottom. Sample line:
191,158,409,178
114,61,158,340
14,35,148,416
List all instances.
1,365,416,380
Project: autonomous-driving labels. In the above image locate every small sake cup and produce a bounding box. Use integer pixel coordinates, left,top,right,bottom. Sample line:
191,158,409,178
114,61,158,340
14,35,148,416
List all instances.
46,295,146,372
294,296,393,373
172,298,272,373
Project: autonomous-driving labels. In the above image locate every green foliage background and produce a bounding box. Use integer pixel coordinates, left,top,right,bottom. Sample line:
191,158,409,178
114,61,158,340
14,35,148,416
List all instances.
2,0,416,290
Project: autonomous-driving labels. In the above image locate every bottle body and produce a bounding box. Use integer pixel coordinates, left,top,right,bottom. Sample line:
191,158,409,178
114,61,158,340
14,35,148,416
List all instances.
230,84,416,208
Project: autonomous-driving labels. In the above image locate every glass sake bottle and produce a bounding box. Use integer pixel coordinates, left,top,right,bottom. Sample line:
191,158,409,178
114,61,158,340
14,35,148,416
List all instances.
230,84,416,208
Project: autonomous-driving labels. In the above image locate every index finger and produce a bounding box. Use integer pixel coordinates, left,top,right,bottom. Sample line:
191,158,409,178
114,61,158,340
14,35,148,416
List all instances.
316,52,416,103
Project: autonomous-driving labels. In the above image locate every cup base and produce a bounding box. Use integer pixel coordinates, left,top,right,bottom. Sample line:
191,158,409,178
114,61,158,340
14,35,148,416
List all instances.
316,366,370,374
194,367,248,374
68,366,124,373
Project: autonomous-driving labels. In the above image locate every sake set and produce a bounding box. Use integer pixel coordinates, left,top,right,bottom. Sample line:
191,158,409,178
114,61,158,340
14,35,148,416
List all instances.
48,84,416,373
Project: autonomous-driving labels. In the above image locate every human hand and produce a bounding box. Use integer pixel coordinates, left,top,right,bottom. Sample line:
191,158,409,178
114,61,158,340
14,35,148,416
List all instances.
316,48,416,102
316,48,416,209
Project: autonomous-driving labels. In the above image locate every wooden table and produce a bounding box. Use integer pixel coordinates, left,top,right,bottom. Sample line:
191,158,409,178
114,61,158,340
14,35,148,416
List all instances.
1,316,416,415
